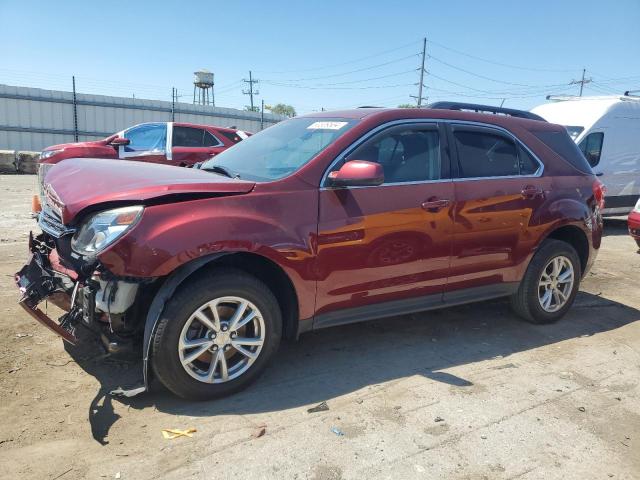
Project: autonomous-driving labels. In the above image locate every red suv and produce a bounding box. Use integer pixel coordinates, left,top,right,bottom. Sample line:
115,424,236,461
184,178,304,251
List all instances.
38,121,249,184
16,103,604,400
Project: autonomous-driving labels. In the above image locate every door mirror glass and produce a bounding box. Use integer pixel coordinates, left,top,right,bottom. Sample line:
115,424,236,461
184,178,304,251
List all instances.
327,160,384,187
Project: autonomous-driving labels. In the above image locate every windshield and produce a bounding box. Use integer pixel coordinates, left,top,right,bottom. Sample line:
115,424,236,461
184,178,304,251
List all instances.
564,125,584,141
201,117,358,181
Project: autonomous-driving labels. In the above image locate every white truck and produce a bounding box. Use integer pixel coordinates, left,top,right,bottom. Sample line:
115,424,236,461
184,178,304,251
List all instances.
532,93,640,215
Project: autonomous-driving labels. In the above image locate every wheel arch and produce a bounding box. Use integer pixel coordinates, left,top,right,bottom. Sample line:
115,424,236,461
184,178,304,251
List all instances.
539,224,590,276
138,250,300,393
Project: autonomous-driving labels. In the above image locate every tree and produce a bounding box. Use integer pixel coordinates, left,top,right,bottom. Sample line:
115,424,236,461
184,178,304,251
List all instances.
266,103,297,117
397,103,417,108
244,106,260,113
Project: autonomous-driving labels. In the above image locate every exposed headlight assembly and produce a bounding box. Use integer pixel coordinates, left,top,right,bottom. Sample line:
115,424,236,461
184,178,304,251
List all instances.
40,149,63,160
71,206,143,255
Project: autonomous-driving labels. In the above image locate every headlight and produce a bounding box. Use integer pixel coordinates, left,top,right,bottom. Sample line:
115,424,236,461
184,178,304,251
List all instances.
634,198,640,213
71,206,143,255
40,149,63,160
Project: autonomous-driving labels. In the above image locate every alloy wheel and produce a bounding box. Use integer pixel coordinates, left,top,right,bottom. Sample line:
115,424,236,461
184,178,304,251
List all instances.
178,296,265,384
537,256,575,313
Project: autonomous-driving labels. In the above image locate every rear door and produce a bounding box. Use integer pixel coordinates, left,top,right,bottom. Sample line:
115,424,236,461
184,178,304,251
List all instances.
172,125,226,166
447,123,547,293
119,123,169,164
315,122,454,317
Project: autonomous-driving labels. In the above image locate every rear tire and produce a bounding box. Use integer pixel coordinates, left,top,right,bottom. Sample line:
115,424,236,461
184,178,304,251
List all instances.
510,239,581,324
151,268,282,400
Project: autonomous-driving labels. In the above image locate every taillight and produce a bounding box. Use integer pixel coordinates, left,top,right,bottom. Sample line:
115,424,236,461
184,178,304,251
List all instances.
593,179,606,210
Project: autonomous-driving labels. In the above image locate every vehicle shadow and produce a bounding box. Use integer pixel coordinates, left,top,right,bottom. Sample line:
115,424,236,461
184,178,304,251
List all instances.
66,291,639,444
603,217,629,237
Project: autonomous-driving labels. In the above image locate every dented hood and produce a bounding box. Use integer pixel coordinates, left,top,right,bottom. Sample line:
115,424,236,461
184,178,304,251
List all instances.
44,158,256,224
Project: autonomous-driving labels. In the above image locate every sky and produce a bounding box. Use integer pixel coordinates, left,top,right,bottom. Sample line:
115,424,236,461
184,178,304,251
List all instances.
1,0,639,115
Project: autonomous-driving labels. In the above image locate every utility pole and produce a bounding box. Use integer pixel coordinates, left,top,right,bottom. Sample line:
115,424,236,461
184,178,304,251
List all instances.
243,71,259,111
72,76,79,142
260,99,265,130
570,68,592,96
171,87,176,122
410,37,428,107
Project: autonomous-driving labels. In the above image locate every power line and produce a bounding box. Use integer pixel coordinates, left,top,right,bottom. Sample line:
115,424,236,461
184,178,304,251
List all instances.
259,81,415,91
427,38,578,73
262,69,415,88
256,39,421,74
262,54,419,82
427,54,571,89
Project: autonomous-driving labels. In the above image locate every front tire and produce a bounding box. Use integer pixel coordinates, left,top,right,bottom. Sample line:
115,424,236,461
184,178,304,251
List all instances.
151,268,282,400
510,239,581,324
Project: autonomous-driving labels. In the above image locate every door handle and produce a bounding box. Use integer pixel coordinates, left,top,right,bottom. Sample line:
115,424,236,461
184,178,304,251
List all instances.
421,198,450,212
595,172,604,177
521,185,544,199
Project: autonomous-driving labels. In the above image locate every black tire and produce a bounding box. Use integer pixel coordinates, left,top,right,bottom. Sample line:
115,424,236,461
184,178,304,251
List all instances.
510,239,582,324
151,268,282,400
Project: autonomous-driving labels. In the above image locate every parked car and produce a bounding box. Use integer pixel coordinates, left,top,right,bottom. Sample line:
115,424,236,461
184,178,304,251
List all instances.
629,198,640,248
37,121,250,192
16,103,604,400
531,93,640,215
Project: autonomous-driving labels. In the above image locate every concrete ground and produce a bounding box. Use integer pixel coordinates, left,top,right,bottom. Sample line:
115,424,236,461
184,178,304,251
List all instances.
0,174,638,480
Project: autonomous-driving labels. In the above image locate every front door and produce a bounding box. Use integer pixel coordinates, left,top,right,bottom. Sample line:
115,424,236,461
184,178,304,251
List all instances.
119,122,169,164
315,122,454,318
172,125,227,166
447,124,548,293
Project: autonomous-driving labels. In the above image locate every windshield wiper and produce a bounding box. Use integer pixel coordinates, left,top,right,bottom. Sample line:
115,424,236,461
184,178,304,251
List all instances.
201,164,239,179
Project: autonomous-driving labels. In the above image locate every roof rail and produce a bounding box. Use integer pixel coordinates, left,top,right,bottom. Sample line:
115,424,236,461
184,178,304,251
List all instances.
428,101,546,122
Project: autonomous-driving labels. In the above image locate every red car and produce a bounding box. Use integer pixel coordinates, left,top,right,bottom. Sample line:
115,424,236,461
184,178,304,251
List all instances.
16,103,604,400
38,121,250,183
629,198,640,248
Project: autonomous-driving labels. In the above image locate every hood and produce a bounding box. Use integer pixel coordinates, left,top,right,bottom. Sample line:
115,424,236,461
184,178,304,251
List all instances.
44,135,118,152
44,158,256,224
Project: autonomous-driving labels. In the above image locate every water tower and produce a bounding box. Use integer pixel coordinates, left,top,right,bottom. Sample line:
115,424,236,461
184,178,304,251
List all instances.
193,69,215,106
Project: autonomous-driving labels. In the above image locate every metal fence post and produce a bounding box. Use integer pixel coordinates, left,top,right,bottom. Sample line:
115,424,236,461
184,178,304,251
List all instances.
72,76,78,142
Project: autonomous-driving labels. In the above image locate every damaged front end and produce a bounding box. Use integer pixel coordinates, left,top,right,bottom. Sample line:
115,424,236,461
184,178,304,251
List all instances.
15,206,154,357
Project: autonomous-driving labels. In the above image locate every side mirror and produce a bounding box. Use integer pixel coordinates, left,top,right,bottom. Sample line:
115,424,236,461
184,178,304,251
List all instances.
110,136,130,147
327,160,384,188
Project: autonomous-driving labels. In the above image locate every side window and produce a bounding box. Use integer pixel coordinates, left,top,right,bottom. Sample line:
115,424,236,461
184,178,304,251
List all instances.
172,126,205,147
518,145,540,175
453,129,537,178
123,123,167,152
578,132,604,167
344,127,441,183
218,130,243,144
203,130,222,147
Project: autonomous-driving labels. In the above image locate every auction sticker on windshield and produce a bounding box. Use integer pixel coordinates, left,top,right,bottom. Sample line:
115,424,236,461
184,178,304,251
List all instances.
307,121,349,130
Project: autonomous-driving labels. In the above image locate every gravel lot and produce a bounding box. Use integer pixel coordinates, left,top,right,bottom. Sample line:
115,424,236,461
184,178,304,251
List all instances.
0,174,638,480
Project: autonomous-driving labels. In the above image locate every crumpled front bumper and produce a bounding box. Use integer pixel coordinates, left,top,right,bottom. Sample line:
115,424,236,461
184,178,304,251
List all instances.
15,233,80,344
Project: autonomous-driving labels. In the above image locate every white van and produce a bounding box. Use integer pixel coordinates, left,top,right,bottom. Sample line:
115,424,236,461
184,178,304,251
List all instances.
531,94,640,215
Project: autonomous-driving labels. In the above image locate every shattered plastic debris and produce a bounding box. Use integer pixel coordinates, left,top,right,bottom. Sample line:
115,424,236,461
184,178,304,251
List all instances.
110,386,146,398
307,401,329,413
161,428,197,439
330,427,345,436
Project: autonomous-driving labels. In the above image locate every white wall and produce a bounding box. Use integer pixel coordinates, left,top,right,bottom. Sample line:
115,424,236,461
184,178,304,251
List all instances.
0,84,284,151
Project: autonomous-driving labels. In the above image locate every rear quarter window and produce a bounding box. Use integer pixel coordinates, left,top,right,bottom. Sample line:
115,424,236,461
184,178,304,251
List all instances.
531,129,593,174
